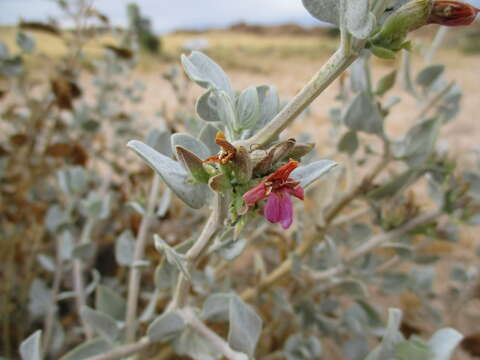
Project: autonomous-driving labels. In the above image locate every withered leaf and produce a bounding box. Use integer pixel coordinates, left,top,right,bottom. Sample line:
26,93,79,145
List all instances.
19,21,61,36
51,77,82,110
104,45,133,60
461,333,480,357
10,133,29,147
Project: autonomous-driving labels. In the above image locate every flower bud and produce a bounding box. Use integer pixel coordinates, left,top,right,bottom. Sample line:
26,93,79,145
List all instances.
428,0,479,26
370,0,433,52
232,146,253,184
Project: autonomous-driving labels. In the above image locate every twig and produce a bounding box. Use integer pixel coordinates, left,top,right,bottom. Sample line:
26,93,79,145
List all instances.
42,260,63,353
168,194,224,310
125,173,161,343
417,81,455,121
425,26,449,65
238,49,358,148
73,218,95,339
85,337,151,360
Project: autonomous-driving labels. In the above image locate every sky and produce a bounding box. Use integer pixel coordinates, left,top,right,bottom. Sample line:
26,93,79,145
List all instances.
1,0,479,34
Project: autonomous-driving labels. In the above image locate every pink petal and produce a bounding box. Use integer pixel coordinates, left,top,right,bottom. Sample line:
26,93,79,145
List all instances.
286,185,304,200
264,191,294,229
243,183,267,206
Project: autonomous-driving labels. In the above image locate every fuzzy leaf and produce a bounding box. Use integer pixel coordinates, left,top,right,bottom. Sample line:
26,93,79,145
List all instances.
201,293,231,323
59,338,112,360
95,285,126,322
128,140,207,209
428,328,463,360
290,160,338,189
338,131,359,155
80,306,119,342
236,86,259,130
199,123,221,155
345,0,376,39
343,92,384,135
196,89,222,123
181,51,233,96
147,312,186,342
154,235,191,281
115,230,135,266
16,32,35,53
145,128,172,158
19,330,42,360
376,70,397,97
416,65,445,88
228,295,263,357
171,133,210,160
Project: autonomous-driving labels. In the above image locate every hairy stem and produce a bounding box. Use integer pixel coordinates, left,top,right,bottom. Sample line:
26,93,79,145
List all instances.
169,195,223,310
239,49,358,148
73,218,95,339
85,337,151,360
125,173,161,343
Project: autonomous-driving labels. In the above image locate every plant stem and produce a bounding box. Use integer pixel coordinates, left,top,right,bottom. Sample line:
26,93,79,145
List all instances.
85,337,151,360
239,49,358,148
168,195,223,310
43,260,63,353
73,218,95,339
125,173,161,343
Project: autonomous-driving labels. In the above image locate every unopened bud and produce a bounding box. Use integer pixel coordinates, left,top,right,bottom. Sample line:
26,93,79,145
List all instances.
428,0,479,26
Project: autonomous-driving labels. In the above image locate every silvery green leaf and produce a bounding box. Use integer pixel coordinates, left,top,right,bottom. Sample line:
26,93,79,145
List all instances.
302,0,339,25
284,333,322,360
127,201,145,216
290,160,338,189
338,131,359,155
393,118,441,166
345,0,376,39
80,306,119,343
350,54,371,93
428,328,463,360
57,167,88,196
236,86,259,130
217,238,247,261
216,91,237,138
95,285,126,322
199,123,220,155
394,339,432,360
416,65,445,88
384,95,401,110
72,243,97,262
181,51,233,97
201,293,231,323
242,85,280,139
29,279,51,319
19,330,42,360
147,312,185,342
174,327,221,360
115,230,135,266
81,191,110,219
154,235,191,281
0,40,9,59
368,169,419,200
376,70,397,97
145,128,172,158
450,266,469,282
156,188,172,218
0,56,23,77
366,308,404,360
197,89,222,123
228,295,263,357
382,272,410,293
409,267,435,293
435,84,462,123
127,140,207,209
343,92,384,135
154,260,178,290
45,205,69,233
16,32,35,53
57,231,74,262
59,338,112,360
171,133,210,160
37,254,55,272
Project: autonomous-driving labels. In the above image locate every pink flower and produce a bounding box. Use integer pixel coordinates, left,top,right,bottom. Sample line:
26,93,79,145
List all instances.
428,1,479,26
243,160,304,229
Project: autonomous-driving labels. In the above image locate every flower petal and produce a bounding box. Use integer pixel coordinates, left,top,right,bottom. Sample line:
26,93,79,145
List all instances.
286,185,304,200
243,183,267,206
264,191,294,229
